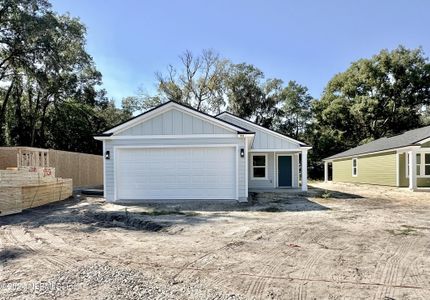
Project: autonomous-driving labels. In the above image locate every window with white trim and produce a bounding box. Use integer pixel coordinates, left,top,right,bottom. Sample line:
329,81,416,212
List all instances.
425,153,430,176
252,155,267,179
352,158,358,176
406,152,430,177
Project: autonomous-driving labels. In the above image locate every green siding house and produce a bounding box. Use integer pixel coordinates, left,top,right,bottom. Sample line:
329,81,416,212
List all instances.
323,126,430,190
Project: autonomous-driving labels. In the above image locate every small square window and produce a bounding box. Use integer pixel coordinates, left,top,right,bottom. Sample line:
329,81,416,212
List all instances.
253,167,266,178
426,165,430,176
253,156,266,166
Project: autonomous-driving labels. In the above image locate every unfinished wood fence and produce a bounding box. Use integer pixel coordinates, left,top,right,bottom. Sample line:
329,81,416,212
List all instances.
0,147,103,187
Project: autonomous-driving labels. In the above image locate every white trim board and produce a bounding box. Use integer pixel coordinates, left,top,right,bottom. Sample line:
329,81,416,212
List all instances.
396,152,400,187
249,149,303,153
325,146,422,162
250,153,268,180
275,153,293,188
405,151,430,178
95,134,241,140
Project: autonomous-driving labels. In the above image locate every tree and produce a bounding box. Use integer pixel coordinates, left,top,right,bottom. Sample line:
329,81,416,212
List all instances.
276,81,313,139
225,63,283,128
152,49,229,113
45,98,132,154
309,46,430,178
0,0,123,154
315,46,430,148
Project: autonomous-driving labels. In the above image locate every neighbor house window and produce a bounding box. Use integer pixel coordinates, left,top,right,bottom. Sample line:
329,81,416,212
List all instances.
406,153,422,177
406,152,430,177
252,154,267,179
352,158,358,176
425,154,430,176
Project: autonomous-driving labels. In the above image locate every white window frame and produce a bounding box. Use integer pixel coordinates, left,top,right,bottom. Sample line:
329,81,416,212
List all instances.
352,158,358,177
251,153,268,180
406,151,430,178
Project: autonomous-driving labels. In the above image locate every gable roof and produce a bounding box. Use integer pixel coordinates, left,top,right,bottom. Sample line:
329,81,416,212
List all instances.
216,111,310,147
325,125,430,160
95,101,254,137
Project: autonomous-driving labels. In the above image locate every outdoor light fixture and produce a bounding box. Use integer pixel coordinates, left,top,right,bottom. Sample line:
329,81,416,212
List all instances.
105,151,110,160
240,148,245,158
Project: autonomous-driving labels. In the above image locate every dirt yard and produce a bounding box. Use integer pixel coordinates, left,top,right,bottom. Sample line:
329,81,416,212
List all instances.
1,182,430,299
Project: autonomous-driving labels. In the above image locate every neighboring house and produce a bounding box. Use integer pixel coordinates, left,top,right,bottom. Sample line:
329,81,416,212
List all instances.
94,101,311,202
323,126,430,190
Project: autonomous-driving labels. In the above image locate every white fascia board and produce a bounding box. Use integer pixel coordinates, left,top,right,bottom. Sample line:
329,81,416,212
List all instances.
249,148,303,153
217,112,307,146
107,102,246,135
94,134,239,140
324,145,422,161
417,137,430,144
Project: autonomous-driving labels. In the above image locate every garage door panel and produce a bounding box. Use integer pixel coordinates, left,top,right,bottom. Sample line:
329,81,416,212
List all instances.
116,147,236,200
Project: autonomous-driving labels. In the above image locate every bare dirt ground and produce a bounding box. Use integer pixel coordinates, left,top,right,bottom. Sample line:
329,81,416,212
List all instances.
1,182,430,299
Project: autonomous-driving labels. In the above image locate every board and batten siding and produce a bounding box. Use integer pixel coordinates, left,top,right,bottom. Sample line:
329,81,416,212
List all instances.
248,152,299,189
117,108,232,136
217,114,301,150
332,151,397,186
104,137,247,202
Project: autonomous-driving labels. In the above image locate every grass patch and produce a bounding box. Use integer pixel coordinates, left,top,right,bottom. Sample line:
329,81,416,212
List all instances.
386,227,418,236
316,190,332,199
258,206,282,212
139,210,199,217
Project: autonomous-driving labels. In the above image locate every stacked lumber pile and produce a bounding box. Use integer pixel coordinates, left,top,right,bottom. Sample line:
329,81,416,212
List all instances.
0,167,72,216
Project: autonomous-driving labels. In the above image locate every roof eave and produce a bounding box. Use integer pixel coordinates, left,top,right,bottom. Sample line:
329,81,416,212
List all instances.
216,111,309,147
323,144,421,161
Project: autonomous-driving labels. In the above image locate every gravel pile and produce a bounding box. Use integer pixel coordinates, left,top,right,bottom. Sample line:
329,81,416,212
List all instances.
0,262,245,300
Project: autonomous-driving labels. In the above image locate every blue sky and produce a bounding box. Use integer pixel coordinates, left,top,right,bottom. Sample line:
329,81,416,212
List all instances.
51,0,430,104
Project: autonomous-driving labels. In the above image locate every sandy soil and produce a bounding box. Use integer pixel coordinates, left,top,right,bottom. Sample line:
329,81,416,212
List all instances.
1,182,430,299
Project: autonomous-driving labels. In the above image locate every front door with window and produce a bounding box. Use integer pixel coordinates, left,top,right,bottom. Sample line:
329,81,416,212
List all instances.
278,156,292,187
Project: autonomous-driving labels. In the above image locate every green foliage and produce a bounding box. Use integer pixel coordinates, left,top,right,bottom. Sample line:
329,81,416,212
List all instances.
225,63,265,118
316,46,430,143
0,0,125,154
276,81,313,140
310,46,430,178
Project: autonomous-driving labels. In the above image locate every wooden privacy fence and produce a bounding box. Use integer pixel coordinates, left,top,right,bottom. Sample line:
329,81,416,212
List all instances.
0,147,103,187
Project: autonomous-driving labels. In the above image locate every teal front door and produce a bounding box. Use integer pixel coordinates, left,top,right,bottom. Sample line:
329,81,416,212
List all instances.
278,156,292,187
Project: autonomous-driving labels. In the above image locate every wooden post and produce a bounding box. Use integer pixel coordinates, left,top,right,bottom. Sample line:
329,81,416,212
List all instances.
324,161,329,182
301,150,308,192
409,149,417,190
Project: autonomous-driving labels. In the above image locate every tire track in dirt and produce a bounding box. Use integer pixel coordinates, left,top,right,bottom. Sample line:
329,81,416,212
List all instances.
171,243,234,282
405,248,430,300
8,227,72,269
241,228,319,300
372,236,419,300
3,226,96,270
35,226,99,261
292,229,333,300
295,250,327,300
245,247,294,299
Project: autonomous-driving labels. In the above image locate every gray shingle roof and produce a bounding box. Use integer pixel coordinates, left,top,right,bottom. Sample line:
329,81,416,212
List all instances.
325,125,430,160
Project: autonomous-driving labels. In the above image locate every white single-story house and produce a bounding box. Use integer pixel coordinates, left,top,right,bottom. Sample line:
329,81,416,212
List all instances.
94,101,311,202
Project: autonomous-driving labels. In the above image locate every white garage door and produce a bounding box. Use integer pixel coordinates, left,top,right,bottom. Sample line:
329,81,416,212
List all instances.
115,147,237,200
